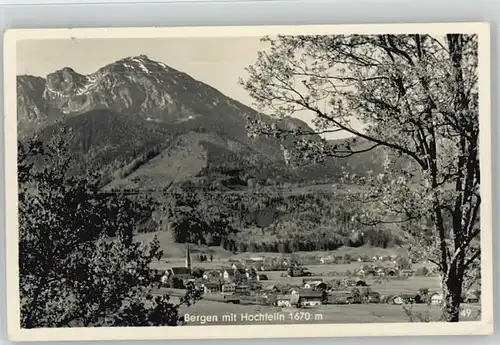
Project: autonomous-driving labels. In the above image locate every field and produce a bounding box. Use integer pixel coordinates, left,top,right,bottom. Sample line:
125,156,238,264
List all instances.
137,226,482,325
139,230,410,263
145,239,481,325
177,300,481,325
153,261,443,297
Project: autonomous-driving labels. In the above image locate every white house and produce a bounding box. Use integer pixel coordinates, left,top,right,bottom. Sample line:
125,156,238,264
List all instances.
202,283,221,294
203,269,222,281
400,269,415,277
430,293,443,305
298,291,323,307
223,268,245,282
276,295,292,307
392,295,404,305
222,283,236,294
320,256,334,264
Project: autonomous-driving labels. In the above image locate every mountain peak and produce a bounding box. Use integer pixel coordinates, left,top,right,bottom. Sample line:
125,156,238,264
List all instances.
112,55,174,76
130,54,150,61
17,54,381,191
45,66,88,98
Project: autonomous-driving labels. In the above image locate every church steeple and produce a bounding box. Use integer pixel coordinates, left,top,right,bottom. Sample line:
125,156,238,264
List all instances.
185,244,192,272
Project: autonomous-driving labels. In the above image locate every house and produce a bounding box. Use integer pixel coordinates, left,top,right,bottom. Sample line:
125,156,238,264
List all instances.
385,268,398,276
400,294,415,304
240,293,269,305
430,293,443,305
245,259,264,271
166,267,192,279
222,283,236,294
464,292,480,303
375,267,386,276
302,278,323,286
367,291,381,303
231,262,245,270
328,279,343,290
235,284,250,294
365,267,377,276
276,295,293,307
182,278,196,288
257,274,269,281
149,269,164,287
327,291,352,304
355,286,372,296
314,282,328,291
391,295,404,305
202,269,222,281
263,284,280,293
161,274,170,286
223,268,246,282
202,283,221,294
400,269,415,277
248,281,263,291
388,294,413,305
303,282,314,289
245,267,258,280
303,281,326,290
288,266,312,277
355,280,368,287
343,279,357,287
320,256,335,264
298,291,323,307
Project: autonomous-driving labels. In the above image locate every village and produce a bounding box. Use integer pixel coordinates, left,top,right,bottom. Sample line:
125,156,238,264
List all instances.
150,246,481,318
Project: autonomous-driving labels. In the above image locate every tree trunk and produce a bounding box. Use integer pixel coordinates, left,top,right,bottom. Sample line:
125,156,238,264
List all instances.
441,272,463,322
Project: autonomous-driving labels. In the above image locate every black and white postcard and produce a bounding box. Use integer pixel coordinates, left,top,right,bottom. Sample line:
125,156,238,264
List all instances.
3,23,493,341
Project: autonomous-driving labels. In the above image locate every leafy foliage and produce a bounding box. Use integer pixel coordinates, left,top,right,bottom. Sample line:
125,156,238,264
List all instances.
18,128,201,328
152,183,404,253
241,33,480,322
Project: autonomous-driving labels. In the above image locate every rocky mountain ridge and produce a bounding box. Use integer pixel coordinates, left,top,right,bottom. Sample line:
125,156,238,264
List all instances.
17,55,384,189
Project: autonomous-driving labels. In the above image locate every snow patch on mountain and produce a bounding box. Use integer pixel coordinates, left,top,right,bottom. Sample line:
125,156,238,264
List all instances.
134,60,150,74
75,75,99,96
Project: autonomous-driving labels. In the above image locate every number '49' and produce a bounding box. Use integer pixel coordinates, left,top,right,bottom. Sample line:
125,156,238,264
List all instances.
460,308,472,317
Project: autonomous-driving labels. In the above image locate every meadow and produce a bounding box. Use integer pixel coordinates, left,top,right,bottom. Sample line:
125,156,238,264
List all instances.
152,258,442,296
140,224,481,325
145,244,480,325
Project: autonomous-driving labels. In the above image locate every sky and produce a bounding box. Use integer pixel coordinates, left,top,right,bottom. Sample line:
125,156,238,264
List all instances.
16,37,351,139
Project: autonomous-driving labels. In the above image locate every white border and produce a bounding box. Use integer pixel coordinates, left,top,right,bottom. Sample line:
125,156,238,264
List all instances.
3,23,493,342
